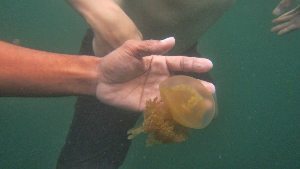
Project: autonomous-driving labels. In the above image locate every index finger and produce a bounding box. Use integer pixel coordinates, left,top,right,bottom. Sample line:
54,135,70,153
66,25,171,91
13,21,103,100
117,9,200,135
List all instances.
166,56,213,73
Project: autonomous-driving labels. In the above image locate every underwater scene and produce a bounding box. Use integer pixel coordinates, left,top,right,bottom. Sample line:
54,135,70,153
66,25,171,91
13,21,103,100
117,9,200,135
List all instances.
0,0,299,169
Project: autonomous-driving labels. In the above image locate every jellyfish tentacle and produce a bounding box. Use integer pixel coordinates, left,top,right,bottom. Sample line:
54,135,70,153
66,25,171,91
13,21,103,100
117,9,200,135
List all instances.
127,126,144,139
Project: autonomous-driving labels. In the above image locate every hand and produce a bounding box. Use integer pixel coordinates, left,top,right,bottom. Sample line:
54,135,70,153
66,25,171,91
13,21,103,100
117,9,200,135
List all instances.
272,0,300,35
96,38,215,112
273,0,294,16
68,0,142,56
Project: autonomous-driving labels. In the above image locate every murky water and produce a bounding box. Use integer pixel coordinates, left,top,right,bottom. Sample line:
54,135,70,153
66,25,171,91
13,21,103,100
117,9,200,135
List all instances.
0,0,299,168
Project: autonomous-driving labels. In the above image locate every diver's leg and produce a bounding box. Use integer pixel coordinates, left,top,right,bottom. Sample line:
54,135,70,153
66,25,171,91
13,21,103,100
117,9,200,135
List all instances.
56,29,140,169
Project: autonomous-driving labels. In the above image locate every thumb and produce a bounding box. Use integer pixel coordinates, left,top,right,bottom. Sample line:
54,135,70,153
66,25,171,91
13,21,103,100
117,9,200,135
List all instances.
122,37,175,58
146,37,176,55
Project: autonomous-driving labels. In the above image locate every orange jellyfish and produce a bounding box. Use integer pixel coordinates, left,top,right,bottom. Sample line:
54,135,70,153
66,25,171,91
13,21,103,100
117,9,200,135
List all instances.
127,75,216,146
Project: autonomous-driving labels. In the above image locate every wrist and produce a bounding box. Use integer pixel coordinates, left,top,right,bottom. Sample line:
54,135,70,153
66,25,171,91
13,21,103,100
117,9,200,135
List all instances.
71,0,142,46
69,55,101,96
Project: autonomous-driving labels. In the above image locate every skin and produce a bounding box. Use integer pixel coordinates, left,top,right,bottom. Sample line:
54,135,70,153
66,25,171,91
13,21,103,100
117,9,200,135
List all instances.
0,38,215,111
67,0,142,56
69,0,234,56
55,1,228,167
272,0,300,35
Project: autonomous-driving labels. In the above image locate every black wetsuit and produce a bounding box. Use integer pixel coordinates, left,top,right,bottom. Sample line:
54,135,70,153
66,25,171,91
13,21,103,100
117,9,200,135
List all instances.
56,29,212,169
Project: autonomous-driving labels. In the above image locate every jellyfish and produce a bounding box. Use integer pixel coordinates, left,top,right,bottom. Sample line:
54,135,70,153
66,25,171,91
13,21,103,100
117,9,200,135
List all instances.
127,75,216,146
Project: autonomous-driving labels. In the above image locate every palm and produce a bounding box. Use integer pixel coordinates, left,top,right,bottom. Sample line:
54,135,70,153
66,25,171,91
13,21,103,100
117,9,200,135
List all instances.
94,39,213,112
96,54,170,112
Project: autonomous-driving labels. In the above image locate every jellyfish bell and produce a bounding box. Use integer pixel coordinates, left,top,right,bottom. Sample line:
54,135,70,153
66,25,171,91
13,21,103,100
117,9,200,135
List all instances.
127,75,217,145
159,75,216,129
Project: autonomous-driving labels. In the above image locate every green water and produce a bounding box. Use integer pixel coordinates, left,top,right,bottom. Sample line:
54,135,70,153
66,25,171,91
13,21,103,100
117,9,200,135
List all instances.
0,0,299,169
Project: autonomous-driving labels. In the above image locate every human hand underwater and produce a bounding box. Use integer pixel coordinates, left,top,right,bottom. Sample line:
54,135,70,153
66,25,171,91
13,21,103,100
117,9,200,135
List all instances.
96,38,215,112
272,0,300,35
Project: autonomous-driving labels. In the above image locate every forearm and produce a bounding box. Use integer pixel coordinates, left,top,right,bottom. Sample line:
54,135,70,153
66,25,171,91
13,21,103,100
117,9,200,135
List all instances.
0,41,100,97
68,0,142,47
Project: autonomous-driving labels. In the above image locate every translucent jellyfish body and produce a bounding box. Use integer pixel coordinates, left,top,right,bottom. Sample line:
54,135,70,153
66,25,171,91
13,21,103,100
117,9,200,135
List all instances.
127,75,216,145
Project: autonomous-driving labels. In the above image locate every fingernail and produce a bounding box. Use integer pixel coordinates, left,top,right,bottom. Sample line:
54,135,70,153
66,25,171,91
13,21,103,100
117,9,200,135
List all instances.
160,37,175,44
203,82,215,94
206,82,216,94
273,8,281,16
211,84,216,93
206,59,213,68
199,58,213,69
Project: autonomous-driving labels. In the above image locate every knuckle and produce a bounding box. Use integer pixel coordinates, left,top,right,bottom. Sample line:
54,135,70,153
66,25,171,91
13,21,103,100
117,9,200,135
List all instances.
122,39,159,57
123,40,136,48
179,56,186,71
122,40,138,54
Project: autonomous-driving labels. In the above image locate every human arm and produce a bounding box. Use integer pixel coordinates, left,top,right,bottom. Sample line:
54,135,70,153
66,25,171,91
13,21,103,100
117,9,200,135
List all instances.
0,40,99,96
67,0,142,55
272,0,300,35
0,38,214,111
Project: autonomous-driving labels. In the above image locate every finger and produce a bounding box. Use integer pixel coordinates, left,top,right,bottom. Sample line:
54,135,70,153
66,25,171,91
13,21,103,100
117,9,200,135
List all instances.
271,21,290,32
166,56,213,73
200,80,216,94
273,7,282,16
278,23,298,35
122,37,175,59
272,13,294,23
280,5,300,17
273,6,300,23
273,0,292,16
